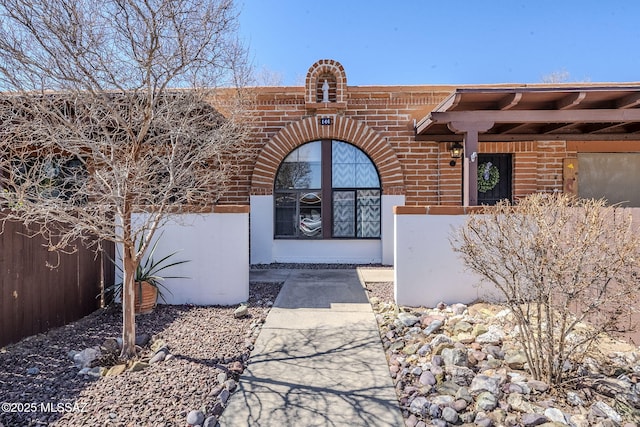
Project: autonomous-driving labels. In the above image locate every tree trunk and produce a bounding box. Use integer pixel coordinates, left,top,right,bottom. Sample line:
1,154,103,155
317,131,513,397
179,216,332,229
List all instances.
120,250,137,359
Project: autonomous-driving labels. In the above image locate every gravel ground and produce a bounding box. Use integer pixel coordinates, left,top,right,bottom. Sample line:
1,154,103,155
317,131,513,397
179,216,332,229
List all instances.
0,282,281,427
364,281,395,305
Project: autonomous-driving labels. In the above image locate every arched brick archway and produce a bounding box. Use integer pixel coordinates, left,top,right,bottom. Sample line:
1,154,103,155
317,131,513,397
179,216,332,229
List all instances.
250,116,405,195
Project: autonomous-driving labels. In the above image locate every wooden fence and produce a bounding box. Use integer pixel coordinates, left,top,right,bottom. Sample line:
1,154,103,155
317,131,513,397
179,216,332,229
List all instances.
0,219,114,347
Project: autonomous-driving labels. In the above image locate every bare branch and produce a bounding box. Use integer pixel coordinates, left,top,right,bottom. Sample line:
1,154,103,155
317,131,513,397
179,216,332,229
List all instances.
0,0,252,359
452,194,640,385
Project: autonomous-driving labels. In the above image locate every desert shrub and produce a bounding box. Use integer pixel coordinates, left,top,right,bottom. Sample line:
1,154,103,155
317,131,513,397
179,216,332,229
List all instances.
451,193,640,385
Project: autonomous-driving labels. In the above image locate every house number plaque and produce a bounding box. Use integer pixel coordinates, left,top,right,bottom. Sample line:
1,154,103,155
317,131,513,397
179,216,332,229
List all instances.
319,117,332,126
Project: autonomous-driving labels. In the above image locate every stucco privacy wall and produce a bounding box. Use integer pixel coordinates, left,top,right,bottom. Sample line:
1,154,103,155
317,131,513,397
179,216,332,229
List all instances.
394,207,488,307
125,207,249,305
394,206,640,308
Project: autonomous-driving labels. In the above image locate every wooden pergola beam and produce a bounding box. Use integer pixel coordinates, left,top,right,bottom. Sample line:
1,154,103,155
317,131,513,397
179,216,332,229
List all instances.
426,108,640,127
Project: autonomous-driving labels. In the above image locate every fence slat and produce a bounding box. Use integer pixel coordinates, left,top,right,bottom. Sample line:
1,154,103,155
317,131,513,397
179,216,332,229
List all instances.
0,218,114,347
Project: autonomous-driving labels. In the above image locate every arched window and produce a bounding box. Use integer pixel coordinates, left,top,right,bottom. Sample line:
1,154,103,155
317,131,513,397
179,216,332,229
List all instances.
274,140,381,239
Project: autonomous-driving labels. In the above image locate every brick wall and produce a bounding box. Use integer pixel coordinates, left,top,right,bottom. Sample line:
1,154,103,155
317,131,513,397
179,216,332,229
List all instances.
217,60,573,207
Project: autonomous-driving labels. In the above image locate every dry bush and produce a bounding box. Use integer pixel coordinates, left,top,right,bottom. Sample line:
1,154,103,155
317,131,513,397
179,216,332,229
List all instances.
0,0,252,358
451,193,640,385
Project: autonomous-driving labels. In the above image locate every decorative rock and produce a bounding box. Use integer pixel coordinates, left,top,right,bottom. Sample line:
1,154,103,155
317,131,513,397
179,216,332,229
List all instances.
203,416,218,427
431,354,444,367
469,374,503,396
234,304,249,319
150,339,168,354
402,343,420,355
135,333,150,347
544,407,567,424
431,395,454,407
389,341,405,352
507,393,537,413
26,367,39,375
442,407,459,424
448,366,476,386
217,372,228,384
566,391,585,406
457,332,475,344
423,319,444,335
568,414,589,427
590,401,622,424
149,349,168,364
86,366,102,377
476,327,504,345
104,364,127,376
398,312,420,327
418,371,436,386
451,303,468,315
405,414,418,427
527,379,549,393
505,351,528,370
417,343,431,356
211,401,224,416
455,386,473,403
186,409,205,426
473,323,488,337
476,391,498,411
430,334,453,348
441,347,468,367
484,345,504,360
128,361,149,372
224,379,237,392
409,396,429,415
521,413,548,426
73,347,100,368
452,398,468,412
435,380,459,396
453,320,473,333
428,403,441,419
474,412,493,427
218,388,230,405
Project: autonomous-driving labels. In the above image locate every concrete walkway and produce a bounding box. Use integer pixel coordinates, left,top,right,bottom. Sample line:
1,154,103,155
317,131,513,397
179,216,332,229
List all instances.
220,268,403,426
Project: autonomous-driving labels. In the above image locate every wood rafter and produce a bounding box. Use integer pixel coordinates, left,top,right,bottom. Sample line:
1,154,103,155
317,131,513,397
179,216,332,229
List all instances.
556,92,586,110
497,92,522,110
616,92,640,109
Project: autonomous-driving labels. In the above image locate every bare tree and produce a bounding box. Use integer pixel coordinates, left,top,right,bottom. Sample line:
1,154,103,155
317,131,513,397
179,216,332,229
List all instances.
0,0,252,359
451,194,640,385
541,69,570,83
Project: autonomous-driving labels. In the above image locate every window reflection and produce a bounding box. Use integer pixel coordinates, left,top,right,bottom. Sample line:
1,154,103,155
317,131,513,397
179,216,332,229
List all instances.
274,140,381,239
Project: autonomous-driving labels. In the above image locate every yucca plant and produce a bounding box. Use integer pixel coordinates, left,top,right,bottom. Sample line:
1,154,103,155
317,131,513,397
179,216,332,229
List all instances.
107,233,189,309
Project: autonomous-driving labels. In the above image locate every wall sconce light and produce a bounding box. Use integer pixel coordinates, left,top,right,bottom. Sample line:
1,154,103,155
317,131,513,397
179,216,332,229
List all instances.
449,142,463,166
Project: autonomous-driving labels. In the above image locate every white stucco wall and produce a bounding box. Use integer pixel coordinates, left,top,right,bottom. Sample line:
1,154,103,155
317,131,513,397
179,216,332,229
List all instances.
250,194,404,265
394,211,487,307
382,195,404,265
127,211,249,306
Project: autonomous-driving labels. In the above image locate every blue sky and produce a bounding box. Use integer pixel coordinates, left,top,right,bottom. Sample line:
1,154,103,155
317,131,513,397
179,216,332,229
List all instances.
238,1,640,86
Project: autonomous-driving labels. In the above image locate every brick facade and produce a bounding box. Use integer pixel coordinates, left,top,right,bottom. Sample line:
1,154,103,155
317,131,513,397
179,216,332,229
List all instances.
219,59,592,207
